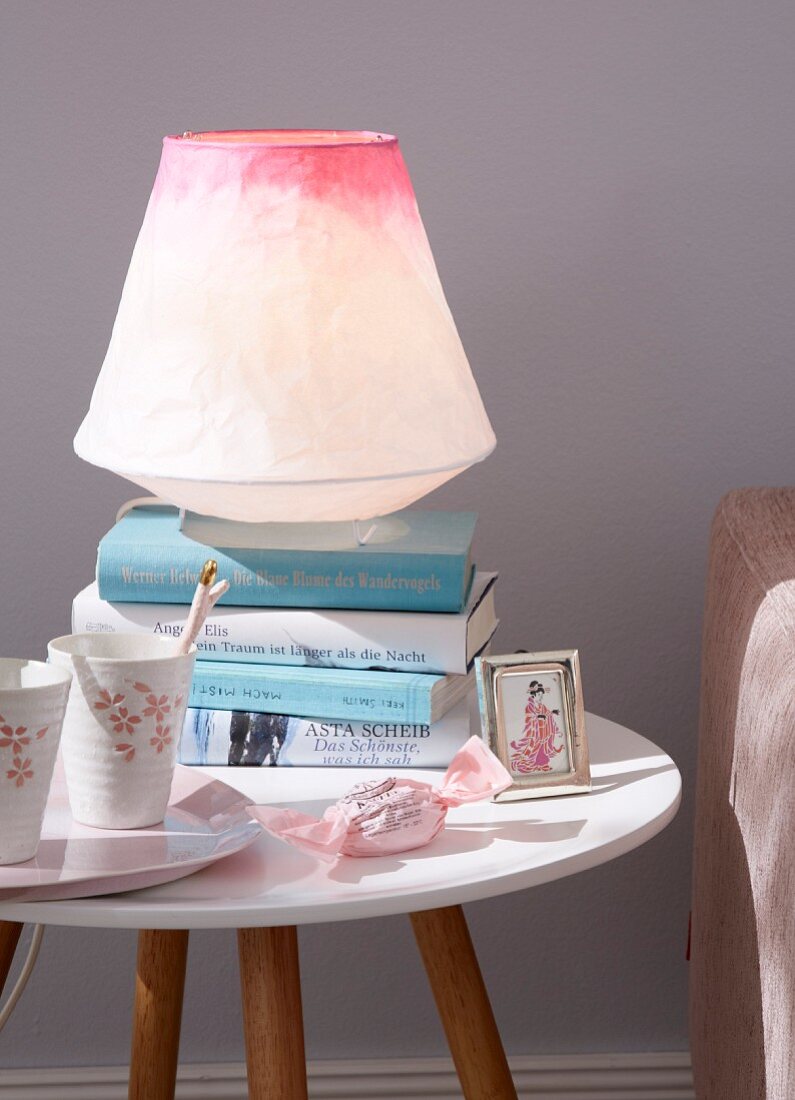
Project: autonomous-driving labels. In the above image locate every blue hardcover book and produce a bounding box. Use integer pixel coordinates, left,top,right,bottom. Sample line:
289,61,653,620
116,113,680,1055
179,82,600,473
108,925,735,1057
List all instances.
188,660,472,724
96,503,476,612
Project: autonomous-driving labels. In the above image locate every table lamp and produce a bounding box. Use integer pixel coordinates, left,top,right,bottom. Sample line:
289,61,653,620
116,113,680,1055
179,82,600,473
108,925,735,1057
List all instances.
74,130,495,525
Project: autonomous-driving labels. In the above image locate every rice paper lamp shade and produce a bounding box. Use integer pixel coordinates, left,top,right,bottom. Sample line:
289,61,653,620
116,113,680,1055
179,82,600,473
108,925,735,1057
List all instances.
74,130,496,522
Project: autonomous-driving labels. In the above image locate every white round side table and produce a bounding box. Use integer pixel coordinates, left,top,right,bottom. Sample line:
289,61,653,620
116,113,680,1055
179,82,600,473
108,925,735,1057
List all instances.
0,714,681,1100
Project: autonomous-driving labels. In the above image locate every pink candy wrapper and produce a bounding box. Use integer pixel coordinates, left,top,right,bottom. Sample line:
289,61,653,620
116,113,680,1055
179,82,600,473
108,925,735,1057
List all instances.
249,736,512,860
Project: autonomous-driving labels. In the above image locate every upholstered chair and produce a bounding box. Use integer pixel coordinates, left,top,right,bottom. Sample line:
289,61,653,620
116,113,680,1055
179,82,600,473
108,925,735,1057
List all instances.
690,488,795,1098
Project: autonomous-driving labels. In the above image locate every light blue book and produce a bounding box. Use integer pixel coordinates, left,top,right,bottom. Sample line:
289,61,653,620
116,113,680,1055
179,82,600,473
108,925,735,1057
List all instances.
96,503,476,612
188,661,472,725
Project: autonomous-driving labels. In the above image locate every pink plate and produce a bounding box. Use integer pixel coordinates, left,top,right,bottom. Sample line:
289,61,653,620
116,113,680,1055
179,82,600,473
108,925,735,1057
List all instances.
0,763,262,902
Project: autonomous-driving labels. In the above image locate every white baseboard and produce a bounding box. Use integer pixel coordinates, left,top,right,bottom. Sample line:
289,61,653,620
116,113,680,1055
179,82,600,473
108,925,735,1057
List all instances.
0,1052,693,1099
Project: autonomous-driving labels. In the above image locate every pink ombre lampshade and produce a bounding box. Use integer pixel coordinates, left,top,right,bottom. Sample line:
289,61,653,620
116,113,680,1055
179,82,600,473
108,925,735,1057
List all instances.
74,130,495,522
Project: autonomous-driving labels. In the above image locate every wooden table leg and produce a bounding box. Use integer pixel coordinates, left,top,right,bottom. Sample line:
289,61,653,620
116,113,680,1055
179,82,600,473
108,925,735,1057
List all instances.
128,929,189,1100
0,922,24,998
411,905,517,1100
238,926,308,1100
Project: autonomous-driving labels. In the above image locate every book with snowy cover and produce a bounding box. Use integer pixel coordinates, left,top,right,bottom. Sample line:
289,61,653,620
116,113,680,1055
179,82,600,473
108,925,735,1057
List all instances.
179,695,475,768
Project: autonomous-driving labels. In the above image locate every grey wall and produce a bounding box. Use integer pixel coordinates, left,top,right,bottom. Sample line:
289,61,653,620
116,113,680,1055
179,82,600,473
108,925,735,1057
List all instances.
1,0,793,1069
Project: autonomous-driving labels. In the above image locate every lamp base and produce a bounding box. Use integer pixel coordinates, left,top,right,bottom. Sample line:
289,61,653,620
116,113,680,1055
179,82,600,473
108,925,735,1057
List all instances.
119,465,467,526
180,510,409,552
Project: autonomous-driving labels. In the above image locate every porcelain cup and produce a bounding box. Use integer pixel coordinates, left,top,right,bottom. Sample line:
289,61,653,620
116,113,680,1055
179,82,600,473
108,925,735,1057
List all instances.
47,634,196,829
0,659,72,864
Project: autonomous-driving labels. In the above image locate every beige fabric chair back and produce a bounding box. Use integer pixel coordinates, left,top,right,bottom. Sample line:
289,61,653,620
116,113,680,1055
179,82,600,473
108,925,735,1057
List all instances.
691,488,795,1099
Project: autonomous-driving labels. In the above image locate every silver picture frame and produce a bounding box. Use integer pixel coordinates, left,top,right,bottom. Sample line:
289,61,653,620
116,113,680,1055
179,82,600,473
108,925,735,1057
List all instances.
477,650,590,801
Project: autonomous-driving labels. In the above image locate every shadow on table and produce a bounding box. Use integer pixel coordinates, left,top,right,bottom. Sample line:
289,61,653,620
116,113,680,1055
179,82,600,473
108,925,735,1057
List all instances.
588,761,678,797
327,817,587,884
589,730,669,766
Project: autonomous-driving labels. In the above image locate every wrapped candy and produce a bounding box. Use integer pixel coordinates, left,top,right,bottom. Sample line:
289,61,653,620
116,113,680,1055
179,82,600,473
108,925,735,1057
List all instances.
249,736,512,860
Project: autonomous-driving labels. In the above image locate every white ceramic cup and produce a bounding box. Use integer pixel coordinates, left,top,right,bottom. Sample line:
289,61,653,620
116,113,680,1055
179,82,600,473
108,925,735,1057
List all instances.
0,659,72,864
47,634,196,829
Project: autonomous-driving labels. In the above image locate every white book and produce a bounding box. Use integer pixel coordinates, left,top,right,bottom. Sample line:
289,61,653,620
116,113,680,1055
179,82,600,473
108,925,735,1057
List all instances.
179,694,477,768
72,572,498,676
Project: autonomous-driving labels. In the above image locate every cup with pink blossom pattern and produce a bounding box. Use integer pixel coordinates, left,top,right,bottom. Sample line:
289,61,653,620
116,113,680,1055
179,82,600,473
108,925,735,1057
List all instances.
47,634,195,829
0,658,72,864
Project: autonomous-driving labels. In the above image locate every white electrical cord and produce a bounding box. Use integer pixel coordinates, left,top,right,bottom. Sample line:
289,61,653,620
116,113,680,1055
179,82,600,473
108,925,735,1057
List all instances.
0,925,44,1033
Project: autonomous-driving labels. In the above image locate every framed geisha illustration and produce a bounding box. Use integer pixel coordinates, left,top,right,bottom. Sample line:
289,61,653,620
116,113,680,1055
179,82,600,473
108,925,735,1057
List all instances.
477,650,590,801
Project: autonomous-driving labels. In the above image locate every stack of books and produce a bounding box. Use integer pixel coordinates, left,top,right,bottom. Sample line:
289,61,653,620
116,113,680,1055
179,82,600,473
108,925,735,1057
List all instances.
72,503,499,769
